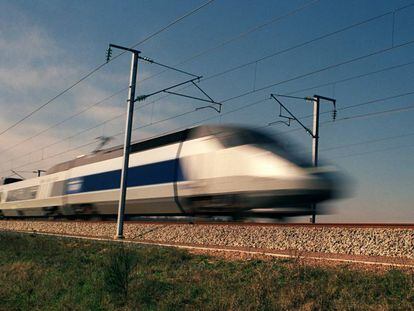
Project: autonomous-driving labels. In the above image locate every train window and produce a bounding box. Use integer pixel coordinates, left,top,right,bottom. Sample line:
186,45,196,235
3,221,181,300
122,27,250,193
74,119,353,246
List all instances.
217,128,312,167
6,186,39,202
217,129,277,148
2,177,23,184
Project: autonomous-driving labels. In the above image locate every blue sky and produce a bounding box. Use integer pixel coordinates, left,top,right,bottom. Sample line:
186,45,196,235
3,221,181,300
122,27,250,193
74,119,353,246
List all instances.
0,0,413,222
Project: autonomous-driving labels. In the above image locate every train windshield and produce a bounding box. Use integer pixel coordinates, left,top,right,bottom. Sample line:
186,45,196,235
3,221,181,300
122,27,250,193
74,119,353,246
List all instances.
216,127,312,167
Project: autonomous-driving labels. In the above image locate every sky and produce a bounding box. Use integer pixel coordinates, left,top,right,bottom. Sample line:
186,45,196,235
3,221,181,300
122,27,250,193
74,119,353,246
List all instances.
0,0,413,223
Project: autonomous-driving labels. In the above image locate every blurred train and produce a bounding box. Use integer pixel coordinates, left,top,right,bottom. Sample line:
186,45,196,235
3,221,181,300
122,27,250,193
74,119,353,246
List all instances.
0,125,340,219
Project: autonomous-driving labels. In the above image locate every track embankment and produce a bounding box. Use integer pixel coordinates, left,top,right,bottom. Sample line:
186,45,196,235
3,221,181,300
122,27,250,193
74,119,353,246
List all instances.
0,220,413,263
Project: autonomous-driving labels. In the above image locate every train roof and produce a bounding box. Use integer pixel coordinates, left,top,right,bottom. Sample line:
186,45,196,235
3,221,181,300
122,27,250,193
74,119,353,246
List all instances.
46,125,245,175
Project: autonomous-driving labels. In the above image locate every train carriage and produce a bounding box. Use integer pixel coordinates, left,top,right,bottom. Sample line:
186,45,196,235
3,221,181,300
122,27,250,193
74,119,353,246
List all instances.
0,125,338,218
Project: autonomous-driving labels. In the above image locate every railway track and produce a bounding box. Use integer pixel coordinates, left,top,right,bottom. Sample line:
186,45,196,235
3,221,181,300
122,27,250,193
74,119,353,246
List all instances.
3,230,414,269
0,219,413,268
2,218,413,228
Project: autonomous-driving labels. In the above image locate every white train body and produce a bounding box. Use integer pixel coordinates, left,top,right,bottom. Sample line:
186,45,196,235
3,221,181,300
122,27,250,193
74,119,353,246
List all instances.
0,125,338,218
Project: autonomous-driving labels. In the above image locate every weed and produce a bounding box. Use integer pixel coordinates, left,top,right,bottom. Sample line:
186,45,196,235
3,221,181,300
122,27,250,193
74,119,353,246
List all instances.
103,245,138,305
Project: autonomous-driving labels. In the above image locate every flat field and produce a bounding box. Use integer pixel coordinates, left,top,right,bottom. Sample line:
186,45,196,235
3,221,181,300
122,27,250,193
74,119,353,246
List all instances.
0,232,412,310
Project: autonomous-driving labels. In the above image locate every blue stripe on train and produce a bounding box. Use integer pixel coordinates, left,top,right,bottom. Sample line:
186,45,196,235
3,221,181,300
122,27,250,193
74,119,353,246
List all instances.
65,159,184,194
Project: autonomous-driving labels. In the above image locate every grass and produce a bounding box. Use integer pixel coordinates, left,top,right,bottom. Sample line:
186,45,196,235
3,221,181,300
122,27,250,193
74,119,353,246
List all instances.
0,232,412,310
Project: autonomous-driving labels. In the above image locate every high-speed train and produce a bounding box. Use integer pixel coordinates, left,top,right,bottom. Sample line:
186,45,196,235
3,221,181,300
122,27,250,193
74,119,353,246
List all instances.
0,125,339,218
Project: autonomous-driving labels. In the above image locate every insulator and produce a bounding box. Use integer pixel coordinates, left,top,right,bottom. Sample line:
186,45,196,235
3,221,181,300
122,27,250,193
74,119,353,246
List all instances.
142,56,153,63
332,109,337,120
105,47,112,63
136,95,148,102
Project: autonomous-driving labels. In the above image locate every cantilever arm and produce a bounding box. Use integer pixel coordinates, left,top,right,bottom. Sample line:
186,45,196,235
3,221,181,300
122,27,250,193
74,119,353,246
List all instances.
134,77,201,102
270,94,315,137
135,77,222,114
195,104,222,113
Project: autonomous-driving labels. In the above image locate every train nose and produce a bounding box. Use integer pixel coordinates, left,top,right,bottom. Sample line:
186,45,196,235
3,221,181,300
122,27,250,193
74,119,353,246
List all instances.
308,167,346,200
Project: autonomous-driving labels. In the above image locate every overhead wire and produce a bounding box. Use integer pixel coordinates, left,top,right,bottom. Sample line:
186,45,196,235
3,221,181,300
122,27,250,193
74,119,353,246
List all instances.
0,97,270,174
135,0,323,85
4,2,414,171
335,104,414,121
3,97,413,175
220,37,414,104
274,100,414,137
5,91,414,174
0,87,128,155
5,53,414,159
5,55,414,169
284,89,414,126
276,59,414,98
0,0,216,138
0,0,322,156
127,2,414,128
201,6,410,83
335,143,414,159
131,2,414,96
0,0,321,149
4,64,414,170
288,130,414,159
320,132,414,152
7,121,414,176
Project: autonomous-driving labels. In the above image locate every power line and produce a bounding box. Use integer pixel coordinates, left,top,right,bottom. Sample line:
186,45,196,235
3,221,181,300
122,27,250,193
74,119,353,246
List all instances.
180,0,322,64
321,132,414,152
0,93,172,165
295,132,414,159
37,103,414,172
6,117,414,175
126,103,414,158
128,2,414,124
279,59,414,98
0,0,216,139
221,38,414,104
134,2,413,91
1,111,197,173
152,81,414,142
4,75,414,169
125,0,216,50
0,97,270,174
335,104,414,121
335,143,414,160
3,97,413,174
0,87,128,156
201,6,408,83
214,65,414,136
165,60,414,133
294,89,414,123
0,0,321,153
4,2,414,170
130,2,324,88
339,91,414,112
102,101,414,160
0,0,318,156
6,53,414,159
136,0,322,85
109,37,414,151
2,1,407,157
277,101,414,137
4,57,414,167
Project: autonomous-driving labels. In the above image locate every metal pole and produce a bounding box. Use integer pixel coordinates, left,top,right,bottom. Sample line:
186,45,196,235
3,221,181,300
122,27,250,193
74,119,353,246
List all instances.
115,52,139,239
312,96,320,167
270,93,335,224
311,96,320,224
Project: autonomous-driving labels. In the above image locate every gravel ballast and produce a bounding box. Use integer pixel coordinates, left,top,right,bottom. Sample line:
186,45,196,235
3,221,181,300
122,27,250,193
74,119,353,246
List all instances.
0,221,412,259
